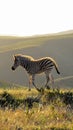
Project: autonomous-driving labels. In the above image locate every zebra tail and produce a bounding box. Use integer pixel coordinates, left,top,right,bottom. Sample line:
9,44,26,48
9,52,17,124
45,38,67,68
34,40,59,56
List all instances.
54,62,60,74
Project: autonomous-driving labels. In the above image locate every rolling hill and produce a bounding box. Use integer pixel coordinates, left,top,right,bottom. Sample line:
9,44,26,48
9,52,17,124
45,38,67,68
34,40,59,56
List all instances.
0,31,73,89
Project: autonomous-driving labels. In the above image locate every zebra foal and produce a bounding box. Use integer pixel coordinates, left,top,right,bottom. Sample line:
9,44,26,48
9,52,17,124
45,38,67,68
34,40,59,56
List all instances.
11,54,60,91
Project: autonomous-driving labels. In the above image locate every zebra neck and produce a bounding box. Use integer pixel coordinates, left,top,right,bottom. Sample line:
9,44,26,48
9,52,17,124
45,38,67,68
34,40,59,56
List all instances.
20,58,26,68
20,58,30,70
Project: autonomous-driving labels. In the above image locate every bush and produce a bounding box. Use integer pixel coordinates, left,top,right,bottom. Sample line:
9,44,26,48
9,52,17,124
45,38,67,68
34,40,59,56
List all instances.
0,89,73,109
0,91,22,109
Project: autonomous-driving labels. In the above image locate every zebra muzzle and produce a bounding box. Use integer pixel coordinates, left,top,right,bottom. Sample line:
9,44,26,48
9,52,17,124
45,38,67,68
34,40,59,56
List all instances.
11,66,15,71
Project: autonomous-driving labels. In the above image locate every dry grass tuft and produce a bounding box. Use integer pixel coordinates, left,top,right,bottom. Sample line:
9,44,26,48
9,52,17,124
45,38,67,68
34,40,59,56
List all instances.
0,88,73,130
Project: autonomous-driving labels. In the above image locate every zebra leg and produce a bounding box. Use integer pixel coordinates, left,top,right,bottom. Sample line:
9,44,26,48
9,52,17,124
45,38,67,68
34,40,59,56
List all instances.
45,71,51,89
28,75,32,91
45,74,50,89
49,73,54,89
32,75,41,91
32,75,37,88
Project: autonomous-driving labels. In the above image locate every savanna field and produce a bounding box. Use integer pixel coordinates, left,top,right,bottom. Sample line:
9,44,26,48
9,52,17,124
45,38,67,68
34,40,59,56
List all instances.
0,32,73,130
0,86,73,130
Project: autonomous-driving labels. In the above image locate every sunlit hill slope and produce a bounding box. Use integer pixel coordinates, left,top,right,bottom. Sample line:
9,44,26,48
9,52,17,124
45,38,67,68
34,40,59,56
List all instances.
0,31,73,88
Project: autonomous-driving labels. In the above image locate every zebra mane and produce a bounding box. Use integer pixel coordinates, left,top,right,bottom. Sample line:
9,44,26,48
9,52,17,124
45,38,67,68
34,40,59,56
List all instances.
14,54,34,61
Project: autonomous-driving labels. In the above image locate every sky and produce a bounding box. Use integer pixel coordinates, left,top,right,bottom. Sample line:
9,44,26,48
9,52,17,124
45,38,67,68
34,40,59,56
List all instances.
0,0,73,36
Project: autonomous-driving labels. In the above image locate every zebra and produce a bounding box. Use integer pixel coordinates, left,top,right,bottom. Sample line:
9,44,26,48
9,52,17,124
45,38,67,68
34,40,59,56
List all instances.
11,54,60,91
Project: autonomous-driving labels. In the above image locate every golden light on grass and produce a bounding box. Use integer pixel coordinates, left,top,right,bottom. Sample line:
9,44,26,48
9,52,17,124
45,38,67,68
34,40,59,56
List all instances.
0,88,73,130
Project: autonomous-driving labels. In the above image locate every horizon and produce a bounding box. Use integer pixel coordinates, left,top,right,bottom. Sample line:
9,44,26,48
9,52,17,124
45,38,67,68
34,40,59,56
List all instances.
0,29,73,37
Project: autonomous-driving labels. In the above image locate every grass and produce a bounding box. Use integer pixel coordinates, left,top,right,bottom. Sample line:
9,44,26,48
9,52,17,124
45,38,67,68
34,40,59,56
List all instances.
0,106,72,130
0,87,73,130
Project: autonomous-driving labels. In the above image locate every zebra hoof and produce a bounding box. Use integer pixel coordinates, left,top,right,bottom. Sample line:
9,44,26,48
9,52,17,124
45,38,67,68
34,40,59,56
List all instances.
35,87,41,92
46,85,50,90
28,88,31,91
36,87,44,94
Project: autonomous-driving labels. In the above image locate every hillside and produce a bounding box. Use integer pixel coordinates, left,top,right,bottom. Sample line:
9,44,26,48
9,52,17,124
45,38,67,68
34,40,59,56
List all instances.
0,31,73,53
0,31,73,88
0,32,73,130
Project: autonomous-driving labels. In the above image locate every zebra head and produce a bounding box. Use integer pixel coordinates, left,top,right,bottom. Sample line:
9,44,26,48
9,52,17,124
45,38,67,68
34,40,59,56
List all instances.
11,55,20,71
